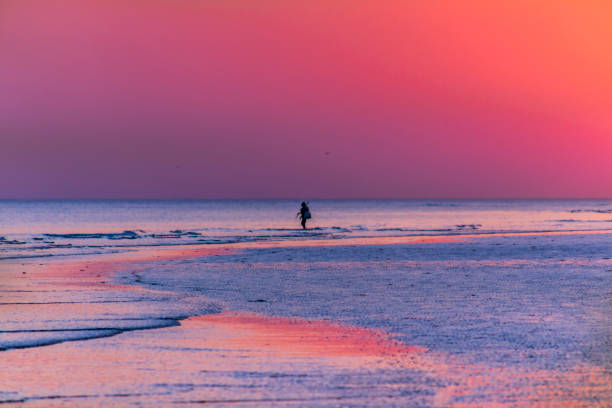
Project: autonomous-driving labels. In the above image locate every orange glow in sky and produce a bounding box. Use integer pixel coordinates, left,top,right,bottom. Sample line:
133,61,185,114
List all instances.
1,1,610,198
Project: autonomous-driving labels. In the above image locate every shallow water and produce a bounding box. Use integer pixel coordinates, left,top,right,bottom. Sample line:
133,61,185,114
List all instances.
1,199,611,260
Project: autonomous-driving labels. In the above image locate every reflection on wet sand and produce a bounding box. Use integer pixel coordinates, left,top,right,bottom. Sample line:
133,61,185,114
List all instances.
0,311,436,406
186,313,611,408
185,312,426,357
1,235,611,407
1,310,609,407
0,246,228,351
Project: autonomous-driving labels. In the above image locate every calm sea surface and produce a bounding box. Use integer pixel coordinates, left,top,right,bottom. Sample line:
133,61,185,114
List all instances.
1,199,611,260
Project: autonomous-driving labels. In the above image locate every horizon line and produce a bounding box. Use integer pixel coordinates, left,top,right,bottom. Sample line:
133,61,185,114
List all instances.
0,197,610,201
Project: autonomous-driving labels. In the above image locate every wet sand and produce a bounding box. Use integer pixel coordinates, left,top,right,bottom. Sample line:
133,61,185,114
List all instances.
2,311,608,407
1,232,611,406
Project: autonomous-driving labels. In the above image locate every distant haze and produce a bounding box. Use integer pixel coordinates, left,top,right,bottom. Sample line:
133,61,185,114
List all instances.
1,1,611,199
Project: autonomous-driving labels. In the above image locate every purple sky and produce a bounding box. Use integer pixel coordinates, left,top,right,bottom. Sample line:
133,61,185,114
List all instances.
1,1,611,198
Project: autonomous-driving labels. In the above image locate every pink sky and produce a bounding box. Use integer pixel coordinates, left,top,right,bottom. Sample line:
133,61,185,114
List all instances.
1,1,611,198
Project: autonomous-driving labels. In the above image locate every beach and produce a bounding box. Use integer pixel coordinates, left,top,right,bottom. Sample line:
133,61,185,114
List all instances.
1,200,611,406
5,0,612,404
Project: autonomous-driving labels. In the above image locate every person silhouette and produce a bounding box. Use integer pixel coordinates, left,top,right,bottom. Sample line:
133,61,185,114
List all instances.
297,202,311,229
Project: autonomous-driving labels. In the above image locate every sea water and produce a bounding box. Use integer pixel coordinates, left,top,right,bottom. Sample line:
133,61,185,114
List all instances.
1,199,611,260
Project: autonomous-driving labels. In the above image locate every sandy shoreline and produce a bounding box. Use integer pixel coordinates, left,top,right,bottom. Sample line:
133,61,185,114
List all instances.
1,232,611,406
0,246,231,351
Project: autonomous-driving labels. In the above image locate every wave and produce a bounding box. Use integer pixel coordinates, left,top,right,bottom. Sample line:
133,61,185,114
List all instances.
0,249,122,261
555,219,612,223
44,231,141,240
0,289,223,351
0,239,26,245
375,228,453,232
425,202,458,207
570,209,612,214
257,226,350,233
0,317,188,351
0,253,56,261
3,222,612,263
375,225,481,232
455,224,482,230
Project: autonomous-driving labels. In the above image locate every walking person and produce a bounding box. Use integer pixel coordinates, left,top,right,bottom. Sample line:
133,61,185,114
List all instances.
297,202,311,229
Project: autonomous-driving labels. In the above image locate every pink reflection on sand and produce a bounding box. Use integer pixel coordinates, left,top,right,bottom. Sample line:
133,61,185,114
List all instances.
1,245,230,291
2,235,611,406
149,312,612,407
184,312,425,357
0,310,609,406
432,362,611,408
235,235,461,249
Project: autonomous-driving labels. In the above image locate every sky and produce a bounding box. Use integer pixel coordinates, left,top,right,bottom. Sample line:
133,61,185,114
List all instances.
1,1,611,199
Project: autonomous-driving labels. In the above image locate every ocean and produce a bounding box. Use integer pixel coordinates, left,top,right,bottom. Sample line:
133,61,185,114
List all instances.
1,199,611,260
